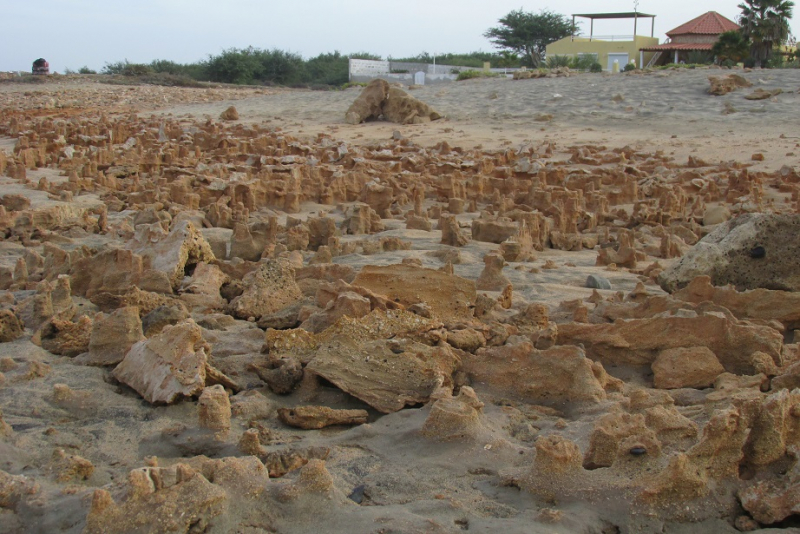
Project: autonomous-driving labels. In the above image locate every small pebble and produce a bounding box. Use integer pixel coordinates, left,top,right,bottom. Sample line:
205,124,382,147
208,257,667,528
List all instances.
629,446,647,456
750,246,766,259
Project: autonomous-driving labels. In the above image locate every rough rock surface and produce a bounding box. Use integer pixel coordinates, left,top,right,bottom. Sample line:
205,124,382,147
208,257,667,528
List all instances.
462,342,616,404
81,307,144,366
558,313,783,374
652,347,725,389
229,259,303,320
277,406,369,429
113,320,220,404
345,79,442,125
353,264,476,321
129,220,216,291
659,214,800,292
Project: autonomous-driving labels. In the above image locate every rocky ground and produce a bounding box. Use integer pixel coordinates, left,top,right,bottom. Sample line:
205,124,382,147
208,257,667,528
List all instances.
0,69,799,533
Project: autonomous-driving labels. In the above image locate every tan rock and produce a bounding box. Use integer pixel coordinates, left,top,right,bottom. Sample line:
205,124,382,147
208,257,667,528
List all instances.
639,453,707,503
277,406,368,429
476,252,510,291
382,86,442,124
113,320,215,404
708,74,752,95
80,307,144,366
440,214,469,247
70,248,146,298
652,347,725,389
129,220,215,291
740,473,800,525
557,314,783,375
307,335,459,413
421,386,484,441
462,343,609,404
36,315,92,357
219,105,239,120
229,259,303,320
0,309,23,343
583,412,660,469
198,384,231,432
743,389,800,467
301,290,371,333
674,275,800,328
84,464,226,534
353,264,476,322
345,78,390,125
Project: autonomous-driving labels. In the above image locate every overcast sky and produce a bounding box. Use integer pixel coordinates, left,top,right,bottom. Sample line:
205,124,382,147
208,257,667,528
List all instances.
2,1,796,73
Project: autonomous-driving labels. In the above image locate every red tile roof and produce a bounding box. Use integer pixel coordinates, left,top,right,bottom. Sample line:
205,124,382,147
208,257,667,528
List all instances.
640,43,715,51
667,11,740,36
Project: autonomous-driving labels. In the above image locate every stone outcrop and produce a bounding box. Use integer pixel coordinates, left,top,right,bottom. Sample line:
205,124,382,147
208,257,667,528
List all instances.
229,259,303,320
558,313,782,375
84,463,227,534
277,406,369,429
112,320,236,404
353,264,476,321
659,214,800,292
707,74,752,96
80,307,144,366
475,252,510,291
307,335,459,413
462,343,617,404
651,347,725,389
129,220,216,291
345,79,442,125
421,386,485,441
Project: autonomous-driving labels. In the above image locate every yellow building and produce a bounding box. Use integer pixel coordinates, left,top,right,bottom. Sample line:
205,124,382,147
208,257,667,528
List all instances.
546,12,659,71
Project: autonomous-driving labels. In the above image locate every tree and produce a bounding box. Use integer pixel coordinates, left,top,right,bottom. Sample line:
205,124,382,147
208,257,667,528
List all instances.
484,9,577,67
711,30,751,63
737,0,794,67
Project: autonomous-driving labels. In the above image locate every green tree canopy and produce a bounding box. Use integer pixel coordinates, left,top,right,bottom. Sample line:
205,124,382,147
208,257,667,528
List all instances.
711,30,751,63
737,0,794,66
484,9,577,67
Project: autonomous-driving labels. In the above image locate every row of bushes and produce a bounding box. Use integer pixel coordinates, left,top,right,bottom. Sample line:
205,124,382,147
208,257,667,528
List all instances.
68,49,522,88
542,55,603,72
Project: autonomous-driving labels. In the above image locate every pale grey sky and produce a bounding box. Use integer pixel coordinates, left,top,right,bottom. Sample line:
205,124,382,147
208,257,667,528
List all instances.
1,1,795,73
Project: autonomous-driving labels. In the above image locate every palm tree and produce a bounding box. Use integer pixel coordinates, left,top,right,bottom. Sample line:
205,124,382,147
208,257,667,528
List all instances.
711,30,751,64
737,0,795,67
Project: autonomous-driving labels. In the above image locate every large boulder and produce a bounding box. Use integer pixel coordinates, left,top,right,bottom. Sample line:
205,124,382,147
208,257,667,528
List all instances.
382,86,442,124
345,79,442,125
345,79,390,125
229,259,303,320
659,214,800,292
461,342,615,404
81,307,144,366
129,220,216,291
112,319,234,404
557,313,783,375
307,336,459,413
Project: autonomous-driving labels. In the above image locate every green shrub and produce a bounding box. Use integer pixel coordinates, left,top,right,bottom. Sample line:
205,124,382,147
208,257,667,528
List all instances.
569,55,597,71
545,55,570,68
102,60,153,76
456,69,502,81
78,66,97,74
743,57,757,68
589,62,603,73
622,62,637,72
457,69,483,81
686,51,713,65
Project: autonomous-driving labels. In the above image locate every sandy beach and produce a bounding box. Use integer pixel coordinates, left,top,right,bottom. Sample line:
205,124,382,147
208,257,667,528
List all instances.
0,67,799,533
